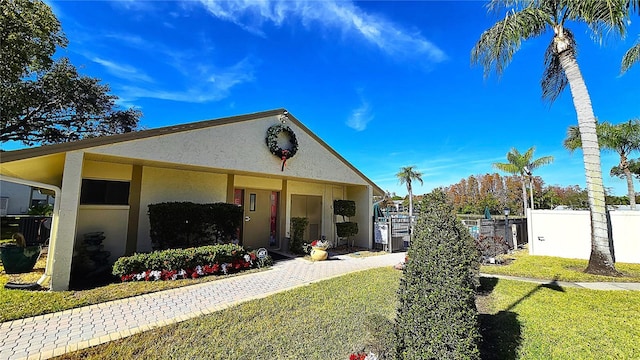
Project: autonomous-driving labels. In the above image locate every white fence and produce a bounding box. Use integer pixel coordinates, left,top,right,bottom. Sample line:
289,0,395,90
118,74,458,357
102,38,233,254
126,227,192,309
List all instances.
527,209,640,264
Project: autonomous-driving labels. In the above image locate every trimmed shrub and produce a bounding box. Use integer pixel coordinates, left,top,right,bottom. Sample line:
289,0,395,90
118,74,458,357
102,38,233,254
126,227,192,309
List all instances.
112,243,256,278
148,202,243,249
290,217,308,255
336,222,358,238
333,199,356,218
395,189,480,360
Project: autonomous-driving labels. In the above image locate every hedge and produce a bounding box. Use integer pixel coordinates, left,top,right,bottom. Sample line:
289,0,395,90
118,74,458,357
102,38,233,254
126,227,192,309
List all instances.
148,202,243,249
112,244,271,281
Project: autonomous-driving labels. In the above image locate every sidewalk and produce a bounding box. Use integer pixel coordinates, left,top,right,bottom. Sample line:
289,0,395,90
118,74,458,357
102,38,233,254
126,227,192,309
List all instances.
480,273,640,291
0,252,406,360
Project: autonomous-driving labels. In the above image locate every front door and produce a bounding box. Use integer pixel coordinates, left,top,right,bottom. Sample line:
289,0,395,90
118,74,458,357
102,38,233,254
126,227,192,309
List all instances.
242,189,274,249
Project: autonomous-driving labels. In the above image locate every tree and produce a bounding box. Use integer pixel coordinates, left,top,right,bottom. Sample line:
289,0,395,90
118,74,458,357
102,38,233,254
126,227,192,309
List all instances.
1,0,141,146
611,158,640,179
472,0,628,275
395,189,480,360
396,166,423,222
493,147,553,215
622,38,640,72
621,1,640,73
564,119,640,209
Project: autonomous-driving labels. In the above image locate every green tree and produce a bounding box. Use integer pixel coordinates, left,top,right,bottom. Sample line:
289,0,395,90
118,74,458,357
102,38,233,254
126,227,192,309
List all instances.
472,0,628,275
564,119,640,209
611,158,640,179
493,147,553,215
1,0,141,146
396,166,423,222
395,189,480,360
622,38,640,72
621,1,640,73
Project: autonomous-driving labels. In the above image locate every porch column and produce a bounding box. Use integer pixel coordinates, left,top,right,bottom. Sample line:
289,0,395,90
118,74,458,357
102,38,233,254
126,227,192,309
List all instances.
125,165,143,255
226,174,235,203
50,151,84,291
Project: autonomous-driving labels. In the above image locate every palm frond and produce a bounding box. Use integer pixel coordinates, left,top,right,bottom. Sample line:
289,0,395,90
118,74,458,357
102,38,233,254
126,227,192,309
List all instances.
541,29,576,103
566,0,629,40
563,125,584,152
471,7,550,78
530,155,555,169
621,38,640,73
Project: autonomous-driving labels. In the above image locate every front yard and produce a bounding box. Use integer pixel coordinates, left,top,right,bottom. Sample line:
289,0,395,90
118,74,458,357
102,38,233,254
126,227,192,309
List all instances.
2,248,640,359
46,267,640,360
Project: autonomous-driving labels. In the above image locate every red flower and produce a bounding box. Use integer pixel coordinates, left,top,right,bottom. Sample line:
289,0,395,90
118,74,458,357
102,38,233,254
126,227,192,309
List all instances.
191,272,199,279
311,240,318,246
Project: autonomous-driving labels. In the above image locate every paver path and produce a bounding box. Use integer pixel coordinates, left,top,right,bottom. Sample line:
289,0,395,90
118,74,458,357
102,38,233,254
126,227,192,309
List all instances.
0,252,406,360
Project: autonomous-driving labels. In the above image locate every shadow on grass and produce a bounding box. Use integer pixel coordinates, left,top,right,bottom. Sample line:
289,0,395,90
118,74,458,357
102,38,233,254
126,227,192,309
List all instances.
478,276,566,360
478,277,520,360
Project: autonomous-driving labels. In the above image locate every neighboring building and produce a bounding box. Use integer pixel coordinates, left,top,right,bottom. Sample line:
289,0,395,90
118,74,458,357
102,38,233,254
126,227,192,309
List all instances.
0,109,384,290
0,181,55,215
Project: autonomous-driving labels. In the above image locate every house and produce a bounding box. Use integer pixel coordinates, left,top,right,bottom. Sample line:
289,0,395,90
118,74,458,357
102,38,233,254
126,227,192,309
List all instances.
0,181,55,215
0,109,384,290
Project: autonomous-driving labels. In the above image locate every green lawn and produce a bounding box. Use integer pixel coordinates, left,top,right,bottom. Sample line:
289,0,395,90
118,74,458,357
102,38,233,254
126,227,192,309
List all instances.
4,249,640,359
51,267,640,360
56,267,403,360
481,248,640,282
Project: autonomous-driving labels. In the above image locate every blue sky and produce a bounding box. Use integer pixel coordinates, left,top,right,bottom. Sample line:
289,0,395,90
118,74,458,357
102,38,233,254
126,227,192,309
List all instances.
35,0,640,196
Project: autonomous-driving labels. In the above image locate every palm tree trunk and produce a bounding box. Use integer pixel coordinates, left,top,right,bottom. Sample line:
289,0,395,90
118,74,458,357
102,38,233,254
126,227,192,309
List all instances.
624,168,636,210
520,177,528,215
559,49,619,275
529,176,535,210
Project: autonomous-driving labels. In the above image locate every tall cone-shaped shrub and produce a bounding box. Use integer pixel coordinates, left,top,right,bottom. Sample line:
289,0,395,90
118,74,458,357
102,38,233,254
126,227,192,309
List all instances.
395,189,480,359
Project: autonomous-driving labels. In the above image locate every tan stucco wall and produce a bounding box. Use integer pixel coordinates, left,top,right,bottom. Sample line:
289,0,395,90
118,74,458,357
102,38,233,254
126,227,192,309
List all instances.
85,116,369,186
347,185,373,248
82,161,132,181
136,166,227,252
76,205,129,264
234,175,283,190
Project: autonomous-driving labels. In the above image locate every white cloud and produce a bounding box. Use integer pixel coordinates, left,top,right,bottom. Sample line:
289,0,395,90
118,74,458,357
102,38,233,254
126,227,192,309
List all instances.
91,57,155,83
196,0,446,63
118,58,255,103
346,97,373,131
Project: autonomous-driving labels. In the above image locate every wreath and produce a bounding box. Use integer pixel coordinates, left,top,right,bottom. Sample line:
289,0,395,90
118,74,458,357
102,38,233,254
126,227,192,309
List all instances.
266,124,298,171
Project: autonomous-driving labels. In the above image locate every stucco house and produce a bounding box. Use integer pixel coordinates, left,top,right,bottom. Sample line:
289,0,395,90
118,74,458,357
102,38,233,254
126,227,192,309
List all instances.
1,109,384,290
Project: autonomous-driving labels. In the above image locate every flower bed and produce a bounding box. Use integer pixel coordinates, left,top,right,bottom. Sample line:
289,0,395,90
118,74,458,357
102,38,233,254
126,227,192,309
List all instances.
112,244,270,282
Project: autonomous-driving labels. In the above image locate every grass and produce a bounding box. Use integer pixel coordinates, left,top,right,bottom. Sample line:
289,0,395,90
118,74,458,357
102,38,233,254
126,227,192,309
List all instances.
481,247,640,282
56,267,403,360
0,252,266,322
51,267,640,360
478,277,640,359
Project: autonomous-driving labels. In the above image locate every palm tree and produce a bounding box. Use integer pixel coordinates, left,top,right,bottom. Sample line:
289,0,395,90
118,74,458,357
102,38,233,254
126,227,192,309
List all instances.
472,0,628,275
396,166,423,222
564,119,640,209
621,1,640,73
493,147,554,215
622,38,640,73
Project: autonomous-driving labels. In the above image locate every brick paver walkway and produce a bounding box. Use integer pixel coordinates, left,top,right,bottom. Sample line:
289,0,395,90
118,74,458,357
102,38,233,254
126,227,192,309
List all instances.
0,252,406,360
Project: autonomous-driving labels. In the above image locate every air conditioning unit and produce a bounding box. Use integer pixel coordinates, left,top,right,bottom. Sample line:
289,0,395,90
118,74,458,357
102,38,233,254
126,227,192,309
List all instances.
0,197,8,216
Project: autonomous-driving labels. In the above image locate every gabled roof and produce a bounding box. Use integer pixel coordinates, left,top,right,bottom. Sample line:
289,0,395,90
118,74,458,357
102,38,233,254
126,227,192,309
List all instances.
1,108,384,195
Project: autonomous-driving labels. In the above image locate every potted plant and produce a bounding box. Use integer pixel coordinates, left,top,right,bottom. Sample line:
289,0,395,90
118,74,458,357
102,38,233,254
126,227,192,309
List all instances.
309,238,331,261
0,233,42,274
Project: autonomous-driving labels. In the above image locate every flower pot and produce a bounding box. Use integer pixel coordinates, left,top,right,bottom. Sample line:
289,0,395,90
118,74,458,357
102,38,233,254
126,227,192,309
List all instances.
310,247,328,261
0,244,42,274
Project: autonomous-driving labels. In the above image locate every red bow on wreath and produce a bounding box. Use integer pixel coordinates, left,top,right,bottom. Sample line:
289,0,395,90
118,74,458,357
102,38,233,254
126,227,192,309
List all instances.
280,150,290,171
